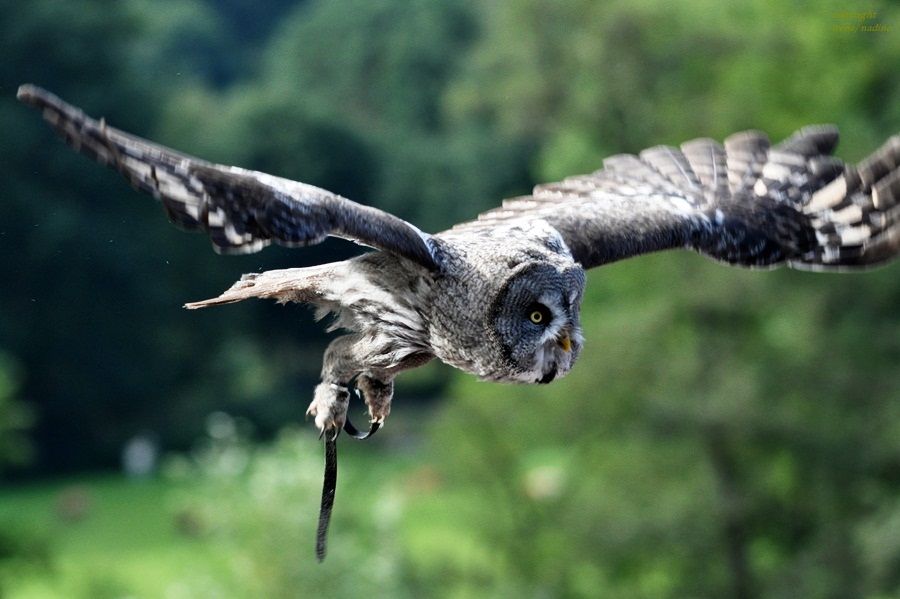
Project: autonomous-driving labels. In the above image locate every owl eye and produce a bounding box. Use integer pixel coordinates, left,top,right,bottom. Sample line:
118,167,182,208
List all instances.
527,303,552,325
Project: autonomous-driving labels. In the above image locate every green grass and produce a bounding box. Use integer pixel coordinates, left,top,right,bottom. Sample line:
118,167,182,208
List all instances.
0,473,227,599
0,422,446,598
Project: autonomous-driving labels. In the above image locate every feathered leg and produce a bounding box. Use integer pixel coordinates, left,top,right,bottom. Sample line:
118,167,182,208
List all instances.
184,257,432,435
307,334,396,435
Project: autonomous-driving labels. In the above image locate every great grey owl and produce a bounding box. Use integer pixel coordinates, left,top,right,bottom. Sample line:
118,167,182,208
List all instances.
17,83,900,431
17,84,900,557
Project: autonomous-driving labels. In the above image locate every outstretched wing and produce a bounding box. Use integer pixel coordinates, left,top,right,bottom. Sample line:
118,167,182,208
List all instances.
458,126,900,271
17,84,439,271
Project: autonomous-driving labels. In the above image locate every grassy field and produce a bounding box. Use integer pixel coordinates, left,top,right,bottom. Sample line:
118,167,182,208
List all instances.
0,473,227,599
0,424,424,599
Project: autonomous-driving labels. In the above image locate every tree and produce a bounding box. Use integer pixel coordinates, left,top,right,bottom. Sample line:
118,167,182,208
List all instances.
0,352,32,472
1,0,321,472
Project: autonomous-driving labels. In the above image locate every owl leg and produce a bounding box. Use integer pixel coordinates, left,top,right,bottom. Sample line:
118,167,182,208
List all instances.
306,335,396,436
307,381,352,433
354,375,392,421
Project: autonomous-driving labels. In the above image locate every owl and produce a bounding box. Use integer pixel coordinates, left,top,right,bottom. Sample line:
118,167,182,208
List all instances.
17,83,900,434
17,84,900,558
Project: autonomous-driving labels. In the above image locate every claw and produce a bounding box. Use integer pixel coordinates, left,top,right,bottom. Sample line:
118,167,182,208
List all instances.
317,424,341,441
352,375,392,435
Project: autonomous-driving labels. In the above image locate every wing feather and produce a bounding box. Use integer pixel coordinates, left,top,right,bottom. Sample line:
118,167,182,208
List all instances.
681,138,729,204
17,84,439,271
19,85,899,274
723,130,770,195
455,126,900,271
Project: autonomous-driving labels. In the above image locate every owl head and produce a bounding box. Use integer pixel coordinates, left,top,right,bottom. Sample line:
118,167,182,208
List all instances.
489,259,586,384
427,223,585,385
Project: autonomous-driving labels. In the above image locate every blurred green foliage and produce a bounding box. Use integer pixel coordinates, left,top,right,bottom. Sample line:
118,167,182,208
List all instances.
0,352,32,471
415,253,900,598
2,0,900,596
165,415,409,598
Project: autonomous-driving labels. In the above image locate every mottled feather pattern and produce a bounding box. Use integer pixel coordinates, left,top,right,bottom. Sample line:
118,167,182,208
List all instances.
722,130,771,196
637,144,707,201
802,135,900,267
460,125,899,271
15,84,900,560
680,138,729,203
16,84,438,269
22,84,897,276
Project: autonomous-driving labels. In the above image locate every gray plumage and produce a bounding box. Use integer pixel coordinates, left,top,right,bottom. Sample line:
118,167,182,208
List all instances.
16,84,900,434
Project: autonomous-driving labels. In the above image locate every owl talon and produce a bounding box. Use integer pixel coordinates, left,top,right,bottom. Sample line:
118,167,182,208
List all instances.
307,383,350,435
353,375,393,431
317,424,342,440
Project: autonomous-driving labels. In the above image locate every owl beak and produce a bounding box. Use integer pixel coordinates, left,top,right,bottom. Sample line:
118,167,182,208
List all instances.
557,334,571,353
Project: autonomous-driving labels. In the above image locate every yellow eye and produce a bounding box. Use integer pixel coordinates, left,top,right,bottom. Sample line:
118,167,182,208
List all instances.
527,303,551,325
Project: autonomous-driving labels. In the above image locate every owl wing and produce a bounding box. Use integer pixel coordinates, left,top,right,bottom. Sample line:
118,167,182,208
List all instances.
458,127,900,271
17,84,439,271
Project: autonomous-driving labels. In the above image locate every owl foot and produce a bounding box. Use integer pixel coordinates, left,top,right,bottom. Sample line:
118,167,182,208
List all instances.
306,379,386,439
342,375,393,439
355,375,393,423
307,382,350,434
